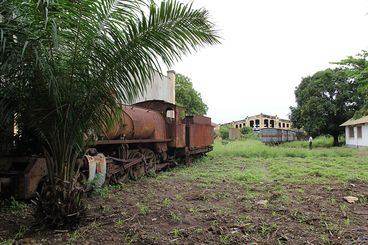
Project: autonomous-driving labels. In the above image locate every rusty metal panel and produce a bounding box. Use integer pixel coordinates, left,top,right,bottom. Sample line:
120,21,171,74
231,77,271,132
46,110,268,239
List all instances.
175,124,186,148
188,124,214,149
24,158,47,199
103,105,167,142
185,116,211,125
0,157,47,199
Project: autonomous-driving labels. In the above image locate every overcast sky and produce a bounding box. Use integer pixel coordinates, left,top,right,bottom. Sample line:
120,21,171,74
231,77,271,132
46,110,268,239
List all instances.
171,0,368,124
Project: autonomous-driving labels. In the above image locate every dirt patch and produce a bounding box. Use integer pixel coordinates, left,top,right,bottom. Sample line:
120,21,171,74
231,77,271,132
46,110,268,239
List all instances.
1,175,368,244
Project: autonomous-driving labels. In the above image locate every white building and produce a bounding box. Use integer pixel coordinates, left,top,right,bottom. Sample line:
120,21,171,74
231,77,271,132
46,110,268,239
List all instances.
341,116,368,147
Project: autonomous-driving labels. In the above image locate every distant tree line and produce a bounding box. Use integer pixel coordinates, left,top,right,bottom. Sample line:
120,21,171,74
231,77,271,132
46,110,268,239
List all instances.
290,51,368,146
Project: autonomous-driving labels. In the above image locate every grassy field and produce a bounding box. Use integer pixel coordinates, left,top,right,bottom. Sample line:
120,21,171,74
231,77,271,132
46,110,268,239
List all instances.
1,138,368,244
194,139,368,183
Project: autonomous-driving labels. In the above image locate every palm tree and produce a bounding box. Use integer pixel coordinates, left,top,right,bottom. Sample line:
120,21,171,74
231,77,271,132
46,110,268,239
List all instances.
0,0,219,228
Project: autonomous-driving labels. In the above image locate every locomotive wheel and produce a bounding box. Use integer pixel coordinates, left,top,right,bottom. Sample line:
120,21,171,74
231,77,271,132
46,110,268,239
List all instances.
141,149,157,175
129,151,145,178
109,167,129,184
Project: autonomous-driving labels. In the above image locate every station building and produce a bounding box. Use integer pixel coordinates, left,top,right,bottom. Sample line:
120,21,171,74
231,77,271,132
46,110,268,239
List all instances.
223,113,292,130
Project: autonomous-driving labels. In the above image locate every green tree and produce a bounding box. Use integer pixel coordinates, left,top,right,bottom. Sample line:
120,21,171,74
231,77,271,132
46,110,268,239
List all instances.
290,69,361,146
333,51,368,118
0,0,219,227
175,74,208,115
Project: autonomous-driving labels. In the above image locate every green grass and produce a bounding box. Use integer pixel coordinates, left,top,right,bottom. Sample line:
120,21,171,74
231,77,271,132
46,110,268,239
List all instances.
209,139,354,158
158,138,368,184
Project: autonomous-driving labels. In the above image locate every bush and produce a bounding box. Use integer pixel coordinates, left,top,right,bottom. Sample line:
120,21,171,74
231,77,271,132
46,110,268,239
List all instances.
220,125,231,140
240,127,253,135
240,127,258,140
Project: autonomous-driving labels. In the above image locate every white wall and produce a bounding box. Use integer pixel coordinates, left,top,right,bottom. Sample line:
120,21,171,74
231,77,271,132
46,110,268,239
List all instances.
132,71,175,104
345,124,368,147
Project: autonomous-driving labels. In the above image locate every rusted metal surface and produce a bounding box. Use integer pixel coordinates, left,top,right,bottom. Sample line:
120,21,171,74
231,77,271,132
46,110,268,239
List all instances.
187,124,214,149
103,105,167,141
96,139,171,145
185,115,214,150
134,100,186,148
185,115,211,125
102,104,168,153
0,157,47,199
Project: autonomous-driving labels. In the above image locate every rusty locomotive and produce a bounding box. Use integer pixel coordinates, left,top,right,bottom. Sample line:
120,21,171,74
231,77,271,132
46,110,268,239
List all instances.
0,100,214,198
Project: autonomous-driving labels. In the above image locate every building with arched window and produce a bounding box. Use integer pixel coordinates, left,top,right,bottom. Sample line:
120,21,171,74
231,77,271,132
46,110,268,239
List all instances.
222,113,292,130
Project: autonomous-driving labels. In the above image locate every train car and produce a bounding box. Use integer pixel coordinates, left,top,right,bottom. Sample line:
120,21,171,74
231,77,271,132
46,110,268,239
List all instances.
258,128,282,144
259,128,298,144
0,100,214,198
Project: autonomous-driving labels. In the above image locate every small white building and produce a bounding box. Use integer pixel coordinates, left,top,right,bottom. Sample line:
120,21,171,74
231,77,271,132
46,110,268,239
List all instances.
341,116,368,147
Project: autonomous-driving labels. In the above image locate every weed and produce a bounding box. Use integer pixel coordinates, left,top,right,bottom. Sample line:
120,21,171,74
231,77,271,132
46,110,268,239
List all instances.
146,170,157,178
277,239,287,245
0,240,14,245
162,198,172,208
290,210,305,223
9,197,28,211
93,186,112,198
171,228,182,238
343,217,350,226
320,233,330,244
339,204,349,212
236,214,250,225
323,222,339,234
115,218,124,226
67,230,80,244
330,198,336,204
359,195,368,204
137,203,149,215
174,194,183,201
194,228,203,234
14,225,28,240
123,234,137,245
0,197,28,212
259,223,277,237
169,211,181,222
219,234,231,245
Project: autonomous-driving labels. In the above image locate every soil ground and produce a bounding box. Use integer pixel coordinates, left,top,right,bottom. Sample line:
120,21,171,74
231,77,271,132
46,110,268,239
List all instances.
1,154,368,244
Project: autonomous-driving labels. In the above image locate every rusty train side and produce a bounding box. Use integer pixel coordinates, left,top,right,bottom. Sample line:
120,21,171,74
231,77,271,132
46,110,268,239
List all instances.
0,100,214,198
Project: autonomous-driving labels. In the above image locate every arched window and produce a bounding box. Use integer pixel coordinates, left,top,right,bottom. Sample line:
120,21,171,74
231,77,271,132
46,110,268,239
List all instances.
270,120,275,128
264,119,269,128
255,119,260,128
